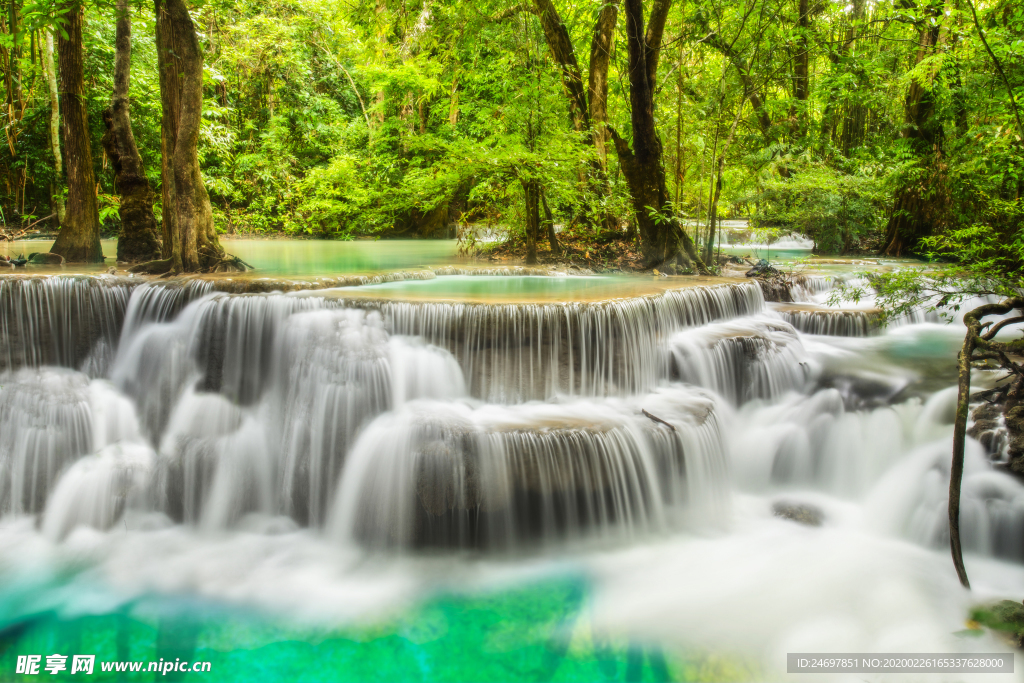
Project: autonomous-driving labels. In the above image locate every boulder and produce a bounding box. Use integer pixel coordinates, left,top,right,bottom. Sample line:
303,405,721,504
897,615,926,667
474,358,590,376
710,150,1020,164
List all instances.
27,252,65,266
772,501,824,526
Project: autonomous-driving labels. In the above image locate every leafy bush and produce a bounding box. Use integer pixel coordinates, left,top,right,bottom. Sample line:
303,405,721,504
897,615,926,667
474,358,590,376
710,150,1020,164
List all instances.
748,162,888,253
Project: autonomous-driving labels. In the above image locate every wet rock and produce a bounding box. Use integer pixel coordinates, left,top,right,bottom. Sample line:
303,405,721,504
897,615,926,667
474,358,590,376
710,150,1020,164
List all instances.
772,501,824,526
969,402,1006,457
27,252,65,265
970,600,1024,648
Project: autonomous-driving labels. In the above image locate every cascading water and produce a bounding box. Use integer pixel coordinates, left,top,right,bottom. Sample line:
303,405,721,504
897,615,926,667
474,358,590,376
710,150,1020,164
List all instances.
2,269,1023,676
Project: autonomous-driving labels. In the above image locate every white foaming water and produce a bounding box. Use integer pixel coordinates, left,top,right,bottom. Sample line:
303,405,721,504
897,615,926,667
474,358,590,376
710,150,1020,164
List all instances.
328,388,728,551
668,315,814,404
3,273,1024,679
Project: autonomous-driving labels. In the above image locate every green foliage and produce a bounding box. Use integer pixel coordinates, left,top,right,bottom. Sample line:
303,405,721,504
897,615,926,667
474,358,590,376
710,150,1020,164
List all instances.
0,0,1021,269
747,162,888,253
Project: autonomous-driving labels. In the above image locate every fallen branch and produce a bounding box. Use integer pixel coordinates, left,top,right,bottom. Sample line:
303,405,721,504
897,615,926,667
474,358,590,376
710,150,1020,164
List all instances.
642,409,676,431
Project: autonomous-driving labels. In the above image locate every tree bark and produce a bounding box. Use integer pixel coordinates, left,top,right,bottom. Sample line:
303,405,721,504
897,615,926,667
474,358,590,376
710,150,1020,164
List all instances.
612,0,707,272
541,190,560,256
102,0,162,263
950,328,973,589
154,0,228,273
643,0,672,91
881,12,944,256
43,31,65,226
522,178,540,265
532,0,589,133
51,2,104,263
791,0,810,137
588,0,619,168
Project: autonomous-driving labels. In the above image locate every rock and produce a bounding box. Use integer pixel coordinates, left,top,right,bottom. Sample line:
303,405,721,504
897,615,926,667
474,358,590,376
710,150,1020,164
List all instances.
970,600,1024,648
27,252,65,265
745,259,774,277
772,501,824,526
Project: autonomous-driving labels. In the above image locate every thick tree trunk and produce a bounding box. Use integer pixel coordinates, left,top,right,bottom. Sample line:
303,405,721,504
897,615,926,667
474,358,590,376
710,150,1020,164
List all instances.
154,0,227,273
51,2,104,263
43,31,65,226
103,0,162,263
612,0,706,272
881,17,944,256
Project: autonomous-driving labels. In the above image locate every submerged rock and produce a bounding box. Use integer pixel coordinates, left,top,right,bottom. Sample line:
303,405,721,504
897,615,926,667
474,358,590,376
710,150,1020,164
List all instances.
27,252,65,265
772,501,824,526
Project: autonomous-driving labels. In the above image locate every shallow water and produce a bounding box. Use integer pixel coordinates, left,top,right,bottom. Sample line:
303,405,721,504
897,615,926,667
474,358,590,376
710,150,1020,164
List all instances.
0,263,1021,682
1,238,460,276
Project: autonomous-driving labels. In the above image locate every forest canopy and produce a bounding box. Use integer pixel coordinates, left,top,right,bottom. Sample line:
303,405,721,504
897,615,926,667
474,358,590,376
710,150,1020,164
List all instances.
0,0,1022,272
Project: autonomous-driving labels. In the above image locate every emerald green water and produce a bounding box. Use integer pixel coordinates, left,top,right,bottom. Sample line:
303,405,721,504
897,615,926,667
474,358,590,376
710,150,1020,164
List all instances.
1,239,460,276
0,578,754,683
345,275,681,302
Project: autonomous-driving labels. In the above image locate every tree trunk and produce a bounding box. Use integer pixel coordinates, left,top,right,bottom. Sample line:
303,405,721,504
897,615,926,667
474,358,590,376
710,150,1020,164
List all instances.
102,0,162,263
154,0,227,273
587,0,619,168
523,178,540,265
541,190,560,256
791,0,810,137
611,0,706,272
881,16,944,256
532,0,589,134
950,324,973,589
704,102,744,264
51,2,104,263
43,31,65,226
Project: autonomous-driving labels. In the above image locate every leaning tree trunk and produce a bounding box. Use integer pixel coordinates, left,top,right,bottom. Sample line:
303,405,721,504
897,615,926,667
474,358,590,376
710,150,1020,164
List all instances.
103,0,162,263
152,0,227,273
610,0,706,272
43,31,65,226
881,17,944,256
50,2,104,263
949,296,1024,589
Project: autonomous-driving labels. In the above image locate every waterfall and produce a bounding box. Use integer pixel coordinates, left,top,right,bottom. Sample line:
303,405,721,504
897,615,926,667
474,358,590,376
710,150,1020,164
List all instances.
8,270,1024,570
668,316,813,404
775,308,877,337
0,276,137,374
329,388,728,551
374,282,764,402
0,369,143,515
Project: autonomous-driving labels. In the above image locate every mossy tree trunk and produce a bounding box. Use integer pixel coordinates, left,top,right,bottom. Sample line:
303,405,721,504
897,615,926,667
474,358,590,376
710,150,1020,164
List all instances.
152,0,227,273
102,0,162,264
50,2,104,263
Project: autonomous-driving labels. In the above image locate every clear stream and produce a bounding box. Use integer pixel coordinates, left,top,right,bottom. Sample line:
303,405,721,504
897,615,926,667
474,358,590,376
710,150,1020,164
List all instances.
0,241,1020,682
